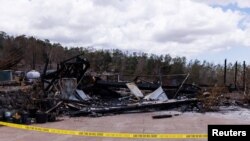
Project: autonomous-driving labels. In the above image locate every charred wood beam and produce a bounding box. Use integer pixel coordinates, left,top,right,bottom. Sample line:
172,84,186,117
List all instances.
234,61,238,88
243,61,246,93
224,59,227,85
71,98,198,116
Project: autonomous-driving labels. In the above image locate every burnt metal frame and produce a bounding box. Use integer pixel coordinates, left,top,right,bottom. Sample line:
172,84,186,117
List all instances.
41,53,90,97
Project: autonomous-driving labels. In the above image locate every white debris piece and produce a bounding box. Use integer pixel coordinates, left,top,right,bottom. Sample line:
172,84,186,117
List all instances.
76,89,91,100
126,82,144,98
144,86,168,101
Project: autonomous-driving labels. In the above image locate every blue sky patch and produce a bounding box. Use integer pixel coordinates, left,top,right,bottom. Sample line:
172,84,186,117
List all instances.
212,3,250,13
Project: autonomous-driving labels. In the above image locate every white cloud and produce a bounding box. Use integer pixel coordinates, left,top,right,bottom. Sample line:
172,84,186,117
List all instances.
0,0,250,58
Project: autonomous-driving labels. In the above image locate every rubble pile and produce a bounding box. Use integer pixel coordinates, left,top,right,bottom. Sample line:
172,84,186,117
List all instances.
0,86,33,110
0,53,202,124
198,86,250,111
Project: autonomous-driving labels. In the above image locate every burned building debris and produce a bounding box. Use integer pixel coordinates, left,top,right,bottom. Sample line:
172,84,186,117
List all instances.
0,53,206,124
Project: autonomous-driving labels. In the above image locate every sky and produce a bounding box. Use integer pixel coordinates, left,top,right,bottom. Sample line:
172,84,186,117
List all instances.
0,0,250,64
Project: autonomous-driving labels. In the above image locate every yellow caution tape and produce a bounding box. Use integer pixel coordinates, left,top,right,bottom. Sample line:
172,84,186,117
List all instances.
0,121,207,139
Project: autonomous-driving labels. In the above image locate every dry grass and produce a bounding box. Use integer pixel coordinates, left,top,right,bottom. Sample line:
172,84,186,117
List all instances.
198,86,229,111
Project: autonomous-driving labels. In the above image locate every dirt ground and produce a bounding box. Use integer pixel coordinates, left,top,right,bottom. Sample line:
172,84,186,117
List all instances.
1,106,250,141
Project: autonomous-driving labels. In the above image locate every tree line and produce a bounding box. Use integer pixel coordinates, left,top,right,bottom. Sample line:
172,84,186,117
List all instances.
0,31,248,86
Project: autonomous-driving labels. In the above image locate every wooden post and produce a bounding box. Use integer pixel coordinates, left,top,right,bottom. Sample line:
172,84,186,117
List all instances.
243,61,246,94
234,61,238,88
224,59,227,85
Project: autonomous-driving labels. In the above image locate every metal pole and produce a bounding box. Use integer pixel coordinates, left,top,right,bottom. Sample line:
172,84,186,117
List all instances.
173,73,190,99
224,59,227,85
